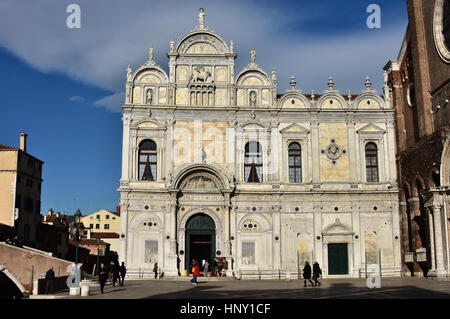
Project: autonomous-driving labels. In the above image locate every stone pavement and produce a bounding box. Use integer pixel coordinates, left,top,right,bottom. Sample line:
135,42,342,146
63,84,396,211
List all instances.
40,277,450,299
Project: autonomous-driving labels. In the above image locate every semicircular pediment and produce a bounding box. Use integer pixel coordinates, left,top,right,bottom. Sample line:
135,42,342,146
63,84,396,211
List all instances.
176,32,229,55
179,172,222,191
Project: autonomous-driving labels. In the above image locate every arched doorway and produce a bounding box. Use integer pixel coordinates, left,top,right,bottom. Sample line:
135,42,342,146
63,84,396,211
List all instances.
185,214,216,275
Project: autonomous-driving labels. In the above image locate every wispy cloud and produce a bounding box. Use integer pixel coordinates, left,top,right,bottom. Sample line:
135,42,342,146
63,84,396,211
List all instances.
68,95,86,103
0,0,407,112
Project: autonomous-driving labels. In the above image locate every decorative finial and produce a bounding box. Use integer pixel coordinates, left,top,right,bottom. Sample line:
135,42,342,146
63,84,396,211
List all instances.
170,39,174,53
290,75,296,89
311,90,315,101
328,76,334,89
250,48,256,64
365,76,372,89
149,46,154,61
230,40,234,53
272,68,277,85
347,89,352,100
199,8,205,27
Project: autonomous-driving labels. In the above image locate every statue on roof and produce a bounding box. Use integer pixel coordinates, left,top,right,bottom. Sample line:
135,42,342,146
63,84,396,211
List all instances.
126,65,132,82
251,48,256,63
199,8,205,27
149,46,154,61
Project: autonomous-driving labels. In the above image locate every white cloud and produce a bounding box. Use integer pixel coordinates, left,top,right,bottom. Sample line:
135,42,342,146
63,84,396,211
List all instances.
0,1,406,111
68,95,86,103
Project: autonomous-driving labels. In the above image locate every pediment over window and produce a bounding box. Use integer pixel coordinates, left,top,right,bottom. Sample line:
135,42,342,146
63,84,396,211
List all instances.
356,123,385,135
322,219,353,236
280,123,310,135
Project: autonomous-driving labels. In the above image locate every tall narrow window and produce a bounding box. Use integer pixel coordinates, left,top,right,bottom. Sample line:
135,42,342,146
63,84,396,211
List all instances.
365,142,379,182
244,141,262,183
288,142,302,183
138,139,157,181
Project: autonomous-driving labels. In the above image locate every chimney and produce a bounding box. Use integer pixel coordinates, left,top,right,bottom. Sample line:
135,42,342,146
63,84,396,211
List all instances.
48,208,54,216
20,132,27,152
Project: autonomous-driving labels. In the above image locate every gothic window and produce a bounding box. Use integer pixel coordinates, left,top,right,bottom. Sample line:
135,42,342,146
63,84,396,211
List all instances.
365,142,379,183
244,141,262,183
138,139,157,181
288,142,302,183
444,0,450,50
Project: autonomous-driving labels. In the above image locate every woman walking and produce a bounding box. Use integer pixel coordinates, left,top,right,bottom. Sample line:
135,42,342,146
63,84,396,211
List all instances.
312,262,322,287
98,263,108,294
303,261,314,287
153,263,158,279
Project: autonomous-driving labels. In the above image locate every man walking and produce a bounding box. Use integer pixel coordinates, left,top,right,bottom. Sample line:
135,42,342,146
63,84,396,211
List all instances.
153,263,158,279
112,261,120,287
119,262,127,286
312,262,322,287
45,266,55,294
303,261,314,287
98,262,107,294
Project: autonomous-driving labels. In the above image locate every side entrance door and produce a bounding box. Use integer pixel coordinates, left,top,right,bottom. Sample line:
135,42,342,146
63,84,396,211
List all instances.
328,243,349,275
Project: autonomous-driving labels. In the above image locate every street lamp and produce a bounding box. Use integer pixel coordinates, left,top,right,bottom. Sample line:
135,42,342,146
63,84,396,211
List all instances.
70,209,84,267
96,237,100,276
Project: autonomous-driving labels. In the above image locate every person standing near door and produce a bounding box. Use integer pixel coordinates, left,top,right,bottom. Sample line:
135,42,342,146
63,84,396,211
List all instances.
203,259,209,277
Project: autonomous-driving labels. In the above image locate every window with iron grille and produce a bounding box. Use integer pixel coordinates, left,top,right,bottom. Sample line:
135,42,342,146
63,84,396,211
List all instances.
365,142,379,182
288,142,302,183
244,141,262,183
138,139,157,181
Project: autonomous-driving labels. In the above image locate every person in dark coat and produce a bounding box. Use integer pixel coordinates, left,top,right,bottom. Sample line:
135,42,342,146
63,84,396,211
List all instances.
45,266,55,294
312,262,322,287
98,263,108,294
303,261,314,287
119,262,127,286
153,263,158,279
112,261,120,287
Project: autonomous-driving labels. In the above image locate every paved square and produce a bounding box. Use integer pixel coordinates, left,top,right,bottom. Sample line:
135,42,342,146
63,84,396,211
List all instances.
50,277,450,299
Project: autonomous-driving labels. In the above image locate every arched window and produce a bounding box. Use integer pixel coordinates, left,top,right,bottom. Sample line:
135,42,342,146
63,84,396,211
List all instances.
244,141,262,183
138,139,157,181
444,0,450,50
365,142,379,183
288,142,302,183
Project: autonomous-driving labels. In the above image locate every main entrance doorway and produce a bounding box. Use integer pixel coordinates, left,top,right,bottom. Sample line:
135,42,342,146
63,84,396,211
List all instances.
185,214,216,274
328,243,349,275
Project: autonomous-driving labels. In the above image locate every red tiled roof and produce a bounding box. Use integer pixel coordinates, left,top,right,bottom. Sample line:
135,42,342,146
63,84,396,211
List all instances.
0,144,18,150
91,232,120,239
70,239,109,245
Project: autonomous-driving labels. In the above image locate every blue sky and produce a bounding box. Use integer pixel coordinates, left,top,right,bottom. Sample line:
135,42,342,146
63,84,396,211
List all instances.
0,0,408,216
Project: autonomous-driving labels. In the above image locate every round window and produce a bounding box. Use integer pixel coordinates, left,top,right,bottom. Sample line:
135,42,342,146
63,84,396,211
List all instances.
433,0,450,63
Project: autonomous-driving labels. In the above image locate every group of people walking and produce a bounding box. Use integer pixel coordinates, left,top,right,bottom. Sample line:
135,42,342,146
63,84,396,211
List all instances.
98,261,127,294
302,261,322,287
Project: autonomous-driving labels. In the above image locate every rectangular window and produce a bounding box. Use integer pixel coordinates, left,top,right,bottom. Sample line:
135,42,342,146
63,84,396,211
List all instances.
89,224,93,229
104,224,110,230
95,224,100,229
106,215,110,219
96,215,100,219
25,197,33,212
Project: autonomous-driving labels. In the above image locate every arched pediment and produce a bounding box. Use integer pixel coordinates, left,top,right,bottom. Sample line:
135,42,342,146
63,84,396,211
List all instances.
278,93,310,109
129,212,163,232
133,67,168,84
238,121,270,131
236,69,271,86
238,213,271,232
179,172,221,191
176,31,229,55
170,163,233,191
353,92,385,110
317,93,347,110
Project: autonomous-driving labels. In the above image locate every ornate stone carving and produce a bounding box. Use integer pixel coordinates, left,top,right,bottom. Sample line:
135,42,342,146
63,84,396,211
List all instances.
241,219,262,232
191,66,212,83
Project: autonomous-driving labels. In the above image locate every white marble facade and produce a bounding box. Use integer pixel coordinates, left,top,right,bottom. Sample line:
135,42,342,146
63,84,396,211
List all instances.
119,10,402,278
